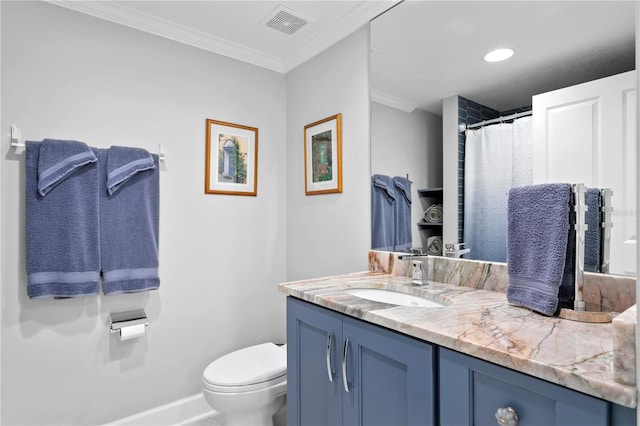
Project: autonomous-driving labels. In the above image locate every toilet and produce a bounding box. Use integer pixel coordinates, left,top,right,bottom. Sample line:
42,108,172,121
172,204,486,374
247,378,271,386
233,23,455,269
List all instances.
202,342,287,426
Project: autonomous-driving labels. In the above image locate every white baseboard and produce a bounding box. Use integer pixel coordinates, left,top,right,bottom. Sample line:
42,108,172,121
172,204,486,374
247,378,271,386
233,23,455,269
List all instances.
104,393,221,426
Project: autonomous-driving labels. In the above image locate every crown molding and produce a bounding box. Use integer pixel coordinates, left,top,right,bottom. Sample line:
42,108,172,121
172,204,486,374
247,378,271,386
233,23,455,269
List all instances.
282,1,400,73
45,1,400,75
45,1,285,72
371,89,417,113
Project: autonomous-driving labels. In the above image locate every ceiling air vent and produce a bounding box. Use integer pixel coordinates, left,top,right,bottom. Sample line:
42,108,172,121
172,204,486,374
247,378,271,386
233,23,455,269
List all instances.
262,5,310,36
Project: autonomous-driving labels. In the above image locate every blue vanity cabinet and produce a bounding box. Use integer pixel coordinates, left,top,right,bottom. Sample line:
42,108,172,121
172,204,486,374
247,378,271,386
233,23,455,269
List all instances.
439,347,636,426
287,296,343,426
341,315,436,425
287,296,436,426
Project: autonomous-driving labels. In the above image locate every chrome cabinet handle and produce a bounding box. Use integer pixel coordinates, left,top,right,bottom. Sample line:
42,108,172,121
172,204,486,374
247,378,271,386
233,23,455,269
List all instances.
495,407,519,426
326,331,334,383
342,337,350,392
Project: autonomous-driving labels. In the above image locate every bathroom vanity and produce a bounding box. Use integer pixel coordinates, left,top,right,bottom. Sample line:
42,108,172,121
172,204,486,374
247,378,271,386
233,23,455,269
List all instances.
280,254,637,425
287,296,435,425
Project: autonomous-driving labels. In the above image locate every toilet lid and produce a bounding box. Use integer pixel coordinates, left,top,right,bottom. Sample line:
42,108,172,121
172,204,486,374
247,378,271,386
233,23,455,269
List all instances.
203,343,286,387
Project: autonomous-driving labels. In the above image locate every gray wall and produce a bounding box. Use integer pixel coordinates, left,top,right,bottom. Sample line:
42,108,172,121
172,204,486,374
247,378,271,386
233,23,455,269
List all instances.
442,95,459,247
285,27,371,280
0,1,368,424
2,2,288,424
370,102,443,248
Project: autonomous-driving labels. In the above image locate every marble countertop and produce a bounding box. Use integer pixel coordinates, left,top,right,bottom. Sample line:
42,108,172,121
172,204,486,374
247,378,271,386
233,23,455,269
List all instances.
279,271,637,409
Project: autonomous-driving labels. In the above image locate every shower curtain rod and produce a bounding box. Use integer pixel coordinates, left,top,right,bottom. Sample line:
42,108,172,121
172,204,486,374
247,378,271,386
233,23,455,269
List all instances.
459,110,532,132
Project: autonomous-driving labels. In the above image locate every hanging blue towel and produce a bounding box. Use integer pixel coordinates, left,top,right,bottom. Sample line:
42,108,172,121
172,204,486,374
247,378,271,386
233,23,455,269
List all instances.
371,175,395,251
106,146,157,195
584,188,601,273
558,221,575,310
25,140,101,298
100,147,160,294
393,176,412,252
506,183,571,316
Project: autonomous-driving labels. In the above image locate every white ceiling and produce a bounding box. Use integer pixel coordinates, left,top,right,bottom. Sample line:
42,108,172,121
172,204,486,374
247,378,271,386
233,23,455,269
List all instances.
48,1,635,116
371,1,636,115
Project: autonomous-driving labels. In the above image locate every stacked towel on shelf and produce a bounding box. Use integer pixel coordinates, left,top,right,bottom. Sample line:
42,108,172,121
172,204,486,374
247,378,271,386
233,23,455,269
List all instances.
371,175,396,251
424,204,443,223
427,236,443,256
100,147,160,294
506,183,571,316
25,140,101,298
392,176,412,252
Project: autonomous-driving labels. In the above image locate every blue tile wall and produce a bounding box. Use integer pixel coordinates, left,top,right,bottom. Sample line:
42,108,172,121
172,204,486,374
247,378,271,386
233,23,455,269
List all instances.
456,97,531,244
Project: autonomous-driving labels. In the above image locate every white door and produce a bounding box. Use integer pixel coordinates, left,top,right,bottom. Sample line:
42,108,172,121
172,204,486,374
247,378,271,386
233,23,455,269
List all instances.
532,70,636,275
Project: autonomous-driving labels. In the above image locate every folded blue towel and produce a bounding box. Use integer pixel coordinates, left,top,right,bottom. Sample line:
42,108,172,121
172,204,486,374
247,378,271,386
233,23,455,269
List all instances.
371,175,396,251
106,146,157,195
25,140,101,298
100,147,160,294
584,188,601,272
37,139,98,196
393,176,412,252
507,183,571,316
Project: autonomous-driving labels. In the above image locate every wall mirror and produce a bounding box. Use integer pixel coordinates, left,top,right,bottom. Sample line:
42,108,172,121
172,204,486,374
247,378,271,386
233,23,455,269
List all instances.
370,1,636,276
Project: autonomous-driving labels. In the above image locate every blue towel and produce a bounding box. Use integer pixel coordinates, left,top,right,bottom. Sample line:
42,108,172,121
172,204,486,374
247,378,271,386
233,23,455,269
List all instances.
558,218,575,310
37,139,98,196
106,146,157,195
371,175,396,251
506,183,571,316
584,188,601,272
25,140,101,298
393,176,412,252
100,147,160,294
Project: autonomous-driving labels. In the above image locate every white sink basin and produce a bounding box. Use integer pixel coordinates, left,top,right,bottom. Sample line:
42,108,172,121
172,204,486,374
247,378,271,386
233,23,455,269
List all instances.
344,288,445,308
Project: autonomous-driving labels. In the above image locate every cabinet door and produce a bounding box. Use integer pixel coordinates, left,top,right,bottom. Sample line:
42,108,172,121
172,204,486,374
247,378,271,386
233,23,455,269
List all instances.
439,348,609,426
287,297,343,426
342,316,436,426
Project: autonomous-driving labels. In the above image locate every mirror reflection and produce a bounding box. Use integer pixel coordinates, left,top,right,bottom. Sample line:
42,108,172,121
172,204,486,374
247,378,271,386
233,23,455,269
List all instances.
370,1,636,276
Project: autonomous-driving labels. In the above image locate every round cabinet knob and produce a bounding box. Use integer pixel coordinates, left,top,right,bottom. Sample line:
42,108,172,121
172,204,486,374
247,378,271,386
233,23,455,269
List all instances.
495,407,519,426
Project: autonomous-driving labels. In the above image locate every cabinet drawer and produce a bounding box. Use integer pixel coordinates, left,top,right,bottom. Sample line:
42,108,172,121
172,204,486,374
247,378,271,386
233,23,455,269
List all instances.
440,348,609,426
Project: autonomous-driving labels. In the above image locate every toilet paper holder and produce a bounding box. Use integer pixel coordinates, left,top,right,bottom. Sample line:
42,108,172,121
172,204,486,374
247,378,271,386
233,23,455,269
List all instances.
109,309,149,333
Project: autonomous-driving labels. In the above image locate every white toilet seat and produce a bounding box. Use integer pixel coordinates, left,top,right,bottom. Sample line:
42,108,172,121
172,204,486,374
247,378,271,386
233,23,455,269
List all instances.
202,342,287,394
202,373,286,393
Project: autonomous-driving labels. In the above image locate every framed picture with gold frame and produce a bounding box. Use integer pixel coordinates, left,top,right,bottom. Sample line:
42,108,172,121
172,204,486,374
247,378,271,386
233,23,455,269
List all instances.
205,119,258,196
304,113,342,195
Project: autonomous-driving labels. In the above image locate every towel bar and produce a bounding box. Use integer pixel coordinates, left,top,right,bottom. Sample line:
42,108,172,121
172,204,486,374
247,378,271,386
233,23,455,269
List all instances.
559,184,615,323
10,125,25,148
9,126,166,162
599,189,613,274
571,184,587,312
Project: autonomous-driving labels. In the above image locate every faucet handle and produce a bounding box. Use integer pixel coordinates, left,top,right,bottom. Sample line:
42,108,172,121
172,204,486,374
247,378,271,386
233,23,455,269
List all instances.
444,243,470,258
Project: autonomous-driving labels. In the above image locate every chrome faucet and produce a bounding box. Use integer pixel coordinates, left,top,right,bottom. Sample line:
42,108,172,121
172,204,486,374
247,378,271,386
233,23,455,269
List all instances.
397,254,429,285
444,243,470,258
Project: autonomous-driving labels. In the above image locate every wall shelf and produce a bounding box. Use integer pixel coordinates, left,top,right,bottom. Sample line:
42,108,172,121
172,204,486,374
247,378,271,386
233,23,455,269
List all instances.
418,221,443,228
417,188,443,197
417,188,444,254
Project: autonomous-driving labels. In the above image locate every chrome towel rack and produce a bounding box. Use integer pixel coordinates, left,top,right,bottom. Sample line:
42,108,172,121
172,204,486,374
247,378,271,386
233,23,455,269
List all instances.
571,184,587,312
599,188,613,274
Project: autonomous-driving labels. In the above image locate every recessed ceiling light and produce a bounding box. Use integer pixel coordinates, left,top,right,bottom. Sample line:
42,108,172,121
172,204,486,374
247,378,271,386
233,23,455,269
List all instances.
484,48,515,63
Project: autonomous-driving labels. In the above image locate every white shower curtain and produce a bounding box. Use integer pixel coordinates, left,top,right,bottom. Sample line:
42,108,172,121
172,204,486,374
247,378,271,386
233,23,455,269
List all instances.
463,116,533,262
